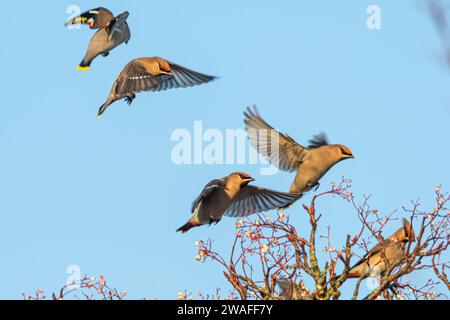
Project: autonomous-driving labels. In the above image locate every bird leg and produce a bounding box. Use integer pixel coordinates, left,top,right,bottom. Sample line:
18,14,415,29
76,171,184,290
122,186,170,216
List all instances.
308,182,320,192
125,94,136,105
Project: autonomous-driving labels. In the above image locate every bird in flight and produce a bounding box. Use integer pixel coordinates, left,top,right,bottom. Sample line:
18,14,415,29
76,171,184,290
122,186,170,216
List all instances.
176,172,302,233
98,57,217,117
244,106,354,196
65,7,131,71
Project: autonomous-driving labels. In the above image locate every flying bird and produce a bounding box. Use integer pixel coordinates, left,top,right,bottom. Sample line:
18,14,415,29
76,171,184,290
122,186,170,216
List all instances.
176,172,301,233
97,57,217,116
65,7,131,71
346,219,415,279
244,106,354,195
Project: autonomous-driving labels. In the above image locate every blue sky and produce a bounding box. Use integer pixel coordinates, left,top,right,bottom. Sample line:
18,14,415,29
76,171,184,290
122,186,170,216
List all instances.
0,0,448,299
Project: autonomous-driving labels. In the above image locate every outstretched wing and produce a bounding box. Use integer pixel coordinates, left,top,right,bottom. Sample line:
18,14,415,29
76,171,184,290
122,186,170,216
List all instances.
244,106,308,172
106,12,131,43
114,61,216,96
65,7,114,29
149,62,217,92
224,185,301,218
114,62,160,96
191,179,224,214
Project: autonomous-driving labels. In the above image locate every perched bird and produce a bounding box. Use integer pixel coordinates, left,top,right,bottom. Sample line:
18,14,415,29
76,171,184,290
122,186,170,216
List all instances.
65,7,131,71
98,57,217,116
176,172,301,233
276,278,313,300
277,278,292,297
244,106,354,195
346,219,415,279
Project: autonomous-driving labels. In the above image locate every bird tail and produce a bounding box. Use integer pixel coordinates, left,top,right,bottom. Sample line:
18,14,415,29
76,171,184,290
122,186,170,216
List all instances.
176,221,197,234
77,65,90,71
98,101,112,117
77,58,92,71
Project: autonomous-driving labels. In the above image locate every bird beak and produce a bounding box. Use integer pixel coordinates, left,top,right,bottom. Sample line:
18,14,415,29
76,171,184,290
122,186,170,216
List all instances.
346,154,355,159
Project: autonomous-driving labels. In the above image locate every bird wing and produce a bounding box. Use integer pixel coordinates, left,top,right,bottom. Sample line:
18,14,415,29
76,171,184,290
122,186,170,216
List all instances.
150,62,217,92
114,62,161,96
350,239,395,269
224,185,301,218
108,21,130,43
244,106,308,172
106,14,131,43
65,7,114,29
191,179,224,214
114,61,216,96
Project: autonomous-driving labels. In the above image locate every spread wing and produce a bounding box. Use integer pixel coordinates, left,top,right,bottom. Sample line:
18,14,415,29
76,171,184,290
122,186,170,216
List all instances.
106,13,131,43
65,7,114,29
114,61,216,96
151,62,217,92
224,185,301,218
191,179,224,214
107,21,131,45
244,106,308,172
115,62,160,96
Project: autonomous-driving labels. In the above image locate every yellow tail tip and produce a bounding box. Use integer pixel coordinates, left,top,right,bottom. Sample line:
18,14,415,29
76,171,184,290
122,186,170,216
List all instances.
77,66,90,71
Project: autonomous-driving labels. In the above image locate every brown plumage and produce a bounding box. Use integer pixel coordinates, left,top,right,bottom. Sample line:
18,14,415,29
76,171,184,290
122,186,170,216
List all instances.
244,106,354,195
276,278,313,300
65,7,131,70
176,172,301,233
346,219,415,279
98,57,217,116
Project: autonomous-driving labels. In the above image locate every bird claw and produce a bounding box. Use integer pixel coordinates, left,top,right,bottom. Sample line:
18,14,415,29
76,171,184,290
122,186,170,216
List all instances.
308,182,320,192
313,183,320,192
125,94,135,105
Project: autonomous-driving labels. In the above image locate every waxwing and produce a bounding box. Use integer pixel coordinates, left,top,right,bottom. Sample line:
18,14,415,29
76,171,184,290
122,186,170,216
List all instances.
244,106,354,195
98,57,216,116
346,219,415,279
176,172,301,233
65,7,131,70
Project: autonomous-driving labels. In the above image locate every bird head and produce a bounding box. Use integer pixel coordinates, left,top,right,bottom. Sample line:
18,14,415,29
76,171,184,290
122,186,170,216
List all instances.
336,144,354,161
402,219,415,242
230,172,255,188
389,219,415,243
